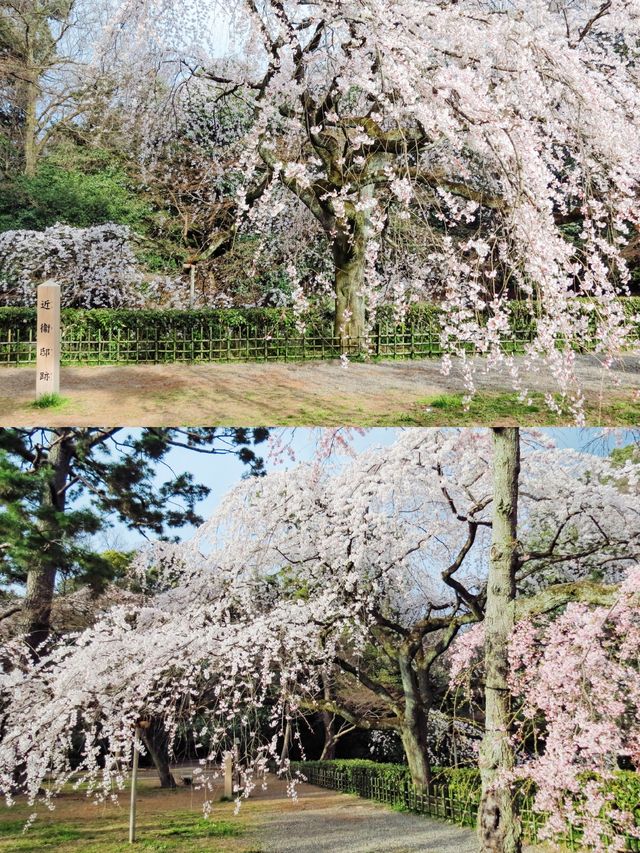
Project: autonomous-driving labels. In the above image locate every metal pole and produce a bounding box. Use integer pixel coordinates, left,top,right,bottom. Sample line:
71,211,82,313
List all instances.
129,727,141,843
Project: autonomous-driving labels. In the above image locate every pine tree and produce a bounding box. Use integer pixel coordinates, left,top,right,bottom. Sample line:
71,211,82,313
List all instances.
0,427,268,655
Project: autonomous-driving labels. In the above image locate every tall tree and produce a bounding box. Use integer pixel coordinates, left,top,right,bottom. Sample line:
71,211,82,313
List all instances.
477,427,521,853
0,427,268,655
180,429,639,790
0,0,106,176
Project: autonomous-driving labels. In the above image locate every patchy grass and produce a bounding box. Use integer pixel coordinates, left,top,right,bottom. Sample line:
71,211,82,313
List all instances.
155,815,240,839
0,815,242,853
382,392,640,426
30,392,68,410
0,785,248,853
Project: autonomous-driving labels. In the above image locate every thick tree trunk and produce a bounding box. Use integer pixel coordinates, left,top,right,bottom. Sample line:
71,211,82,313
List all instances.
319,676,337,760
478,428,522,853
319,676,339,759
332,187,373,350
141,719,176,789
333,237,367,349
398,651,432,792
21,433,72,656
20,36,39,178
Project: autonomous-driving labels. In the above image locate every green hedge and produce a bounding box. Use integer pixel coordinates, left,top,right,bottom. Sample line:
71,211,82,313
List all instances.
291,758,413,786
290,759,480,797
1,297,638,337
0,306,334,338
291,760,640,840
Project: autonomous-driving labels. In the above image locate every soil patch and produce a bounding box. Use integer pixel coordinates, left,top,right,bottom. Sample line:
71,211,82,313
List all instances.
0,354,638,426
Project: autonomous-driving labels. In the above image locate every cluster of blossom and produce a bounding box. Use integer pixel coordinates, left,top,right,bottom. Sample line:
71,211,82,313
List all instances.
230,0,640,396
201,431,640,612
0,225,175,309
508,568,640,852
0,580,347,815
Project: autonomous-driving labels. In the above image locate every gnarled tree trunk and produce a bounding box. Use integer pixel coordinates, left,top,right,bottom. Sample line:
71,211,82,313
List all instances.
141,718,176,789
319,711,337,760
319,677,337,760
398,650,432,792
333,235,366,349
478,427,522,853
332,186,373,350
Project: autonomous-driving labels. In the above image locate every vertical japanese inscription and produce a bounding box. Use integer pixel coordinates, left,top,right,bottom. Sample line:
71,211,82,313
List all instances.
36,281,61,398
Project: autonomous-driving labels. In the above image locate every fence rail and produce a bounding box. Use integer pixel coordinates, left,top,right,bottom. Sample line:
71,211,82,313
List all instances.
2,298,639,367
292,762,640,852
0,322,540,367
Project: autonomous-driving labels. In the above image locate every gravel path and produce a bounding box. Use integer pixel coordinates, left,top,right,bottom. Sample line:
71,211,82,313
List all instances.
0,353,637,426
247,784,545,853
254,788,478,852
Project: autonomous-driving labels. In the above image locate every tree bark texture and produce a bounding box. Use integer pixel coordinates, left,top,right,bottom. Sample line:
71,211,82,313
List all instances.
333,235,367,348
21,433,72,655
280,718,292,764
478,427,522,853
319,677,337,760
398,650,432,792
332,186,373,349
22,73,38,178
141,718,176,789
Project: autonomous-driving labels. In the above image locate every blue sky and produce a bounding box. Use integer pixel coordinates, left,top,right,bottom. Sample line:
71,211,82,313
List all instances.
95,428,635,551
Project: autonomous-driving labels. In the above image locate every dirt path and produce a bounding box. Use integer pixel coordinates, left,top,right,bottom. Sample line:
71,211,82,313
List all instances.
1,354,638,426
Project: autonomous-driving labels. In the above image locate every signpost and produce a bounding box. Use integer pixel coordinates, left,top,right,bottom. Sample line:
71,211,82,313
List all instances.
36,281,61,399
223,751,233,799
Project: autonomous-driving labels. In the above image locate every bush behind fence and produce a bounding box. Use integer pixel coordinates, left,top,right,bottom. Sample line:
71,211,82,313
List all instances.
0,299,638,367
290,760,640,852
